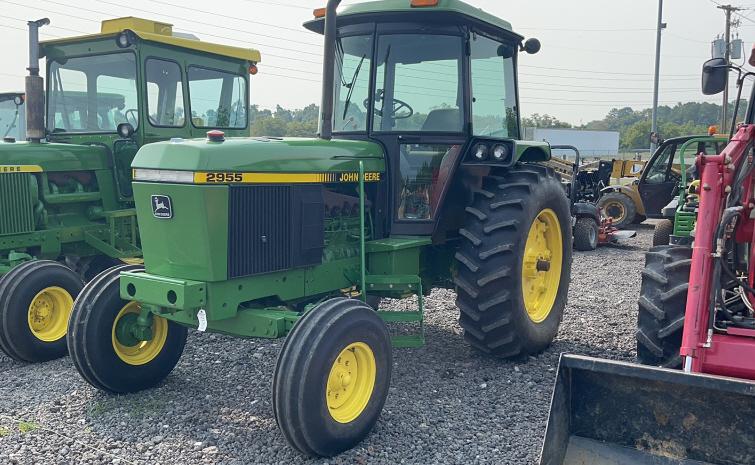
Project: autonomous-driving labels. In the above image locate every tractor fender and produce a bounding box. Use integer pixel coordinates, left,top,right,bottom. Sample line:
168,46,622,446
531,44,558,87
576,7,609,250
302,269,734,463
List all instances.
598,183,645,216
573,202,600,223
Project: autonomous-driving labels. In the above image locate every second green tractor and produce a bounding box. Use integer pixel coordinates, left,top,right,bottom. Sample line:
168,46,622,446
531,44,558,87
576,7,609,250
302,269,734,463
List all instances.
0,17,258,362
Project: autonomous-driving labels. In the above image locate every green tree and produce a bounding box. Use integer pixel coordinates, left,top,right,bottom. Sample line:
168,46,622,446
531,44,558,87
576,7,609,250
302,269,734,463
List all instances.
251,116,288,137
522,113,572,128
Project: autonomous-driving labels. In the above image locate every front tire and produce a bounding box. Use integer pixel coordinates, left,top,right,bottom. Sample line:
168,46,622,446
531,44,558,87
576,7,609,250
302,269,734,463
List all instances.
636,245,690,368
598,192,636,228
573,217,599,251
273,298,392,457
0,260,83,362
68,265,187,393
454,164,572,358
652,219,674,246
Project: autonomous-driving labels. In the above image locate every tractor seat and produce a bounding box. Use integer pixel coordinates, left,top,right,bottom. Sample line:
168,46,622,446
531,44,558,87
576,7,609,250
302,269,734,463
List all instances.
421,108,461,132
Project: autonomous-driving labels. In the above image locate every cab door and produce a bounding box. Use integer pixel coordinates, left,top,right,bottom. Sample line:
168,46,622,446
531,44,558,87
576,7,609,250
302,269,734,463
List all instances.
637,140,680,218
366,28,469,236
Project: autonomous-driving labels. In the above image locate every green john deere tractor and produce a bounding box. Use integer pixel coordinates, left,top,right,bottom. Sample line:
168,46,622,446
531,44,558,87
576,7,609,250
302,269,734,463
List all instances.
69,0,571,456
0,17,259,363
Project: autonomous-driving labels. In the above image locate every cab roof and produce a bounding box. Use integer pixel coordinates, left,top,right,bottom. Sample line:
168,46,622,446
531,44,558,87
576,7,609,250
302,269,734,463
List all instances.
41,17,261,63
304,0,516,38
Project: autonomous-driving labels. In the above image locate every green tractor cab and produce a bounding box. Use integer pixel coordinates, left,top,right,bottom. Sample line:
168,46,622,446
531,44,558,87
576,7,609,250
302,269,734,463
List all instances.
0,17,259,363
69,0,571,457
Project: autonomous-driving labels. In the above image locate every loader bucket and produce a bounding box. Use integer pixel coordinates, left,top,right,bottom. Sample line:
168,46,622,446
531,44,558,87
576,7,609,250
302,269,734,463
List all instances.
539,354,755,465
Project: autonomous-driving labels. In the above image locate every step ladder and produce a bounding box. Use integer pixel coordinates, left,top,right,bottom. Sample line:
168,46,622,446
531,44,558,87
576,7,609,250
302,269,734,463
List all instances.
365,274,424,348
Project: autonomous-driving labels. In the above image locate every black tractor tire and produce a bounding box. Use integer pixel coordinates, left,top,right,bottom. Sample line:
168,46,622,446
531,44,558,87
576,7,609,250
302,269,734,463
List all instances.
573,217,599,251
636,245,691,368
68,265,187,393
0,260,84,362
454,164,572,358
273,297,392,457
652,219,674,246
598,192,637,229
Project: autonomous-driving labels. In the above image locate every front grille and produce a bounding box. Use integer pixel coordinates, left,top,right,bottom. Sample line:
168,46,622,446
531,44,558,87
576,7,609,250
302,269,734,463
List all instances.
0,173,35,235
227,185,325,279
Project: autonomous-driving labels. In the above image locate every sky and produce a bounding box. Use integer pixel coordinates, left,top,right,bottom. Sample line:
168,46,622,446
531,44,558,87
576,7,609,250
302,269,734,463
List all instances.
1,0,754,125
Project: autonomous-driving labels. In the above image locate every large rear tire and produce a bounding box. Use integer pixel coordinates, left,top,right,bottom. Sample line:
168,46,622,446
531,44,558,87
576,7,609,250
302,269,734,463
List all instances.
0,260,83,362
454,164,572,358
598,192,636,228
636,245,690,368
273,298,392,457
68,265,187,393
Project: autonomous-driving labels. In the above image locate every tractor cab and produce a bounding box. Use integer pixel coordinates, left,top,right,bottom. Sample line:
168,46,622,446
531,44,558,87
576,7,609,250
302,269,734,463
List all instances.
304,0,548,236
36,17,259,200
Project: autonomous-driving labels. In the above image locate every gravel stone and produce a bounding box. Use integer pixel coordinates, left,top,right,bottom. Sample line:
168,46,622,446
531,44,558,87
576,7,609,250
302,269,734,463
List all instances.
0,226,653,464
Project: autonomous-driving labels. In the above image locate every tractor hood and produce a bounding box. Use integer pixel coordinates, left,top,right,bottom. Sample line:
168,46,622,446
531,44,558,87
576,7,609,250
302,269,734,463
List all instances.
132,137,386,173
0,141,109,172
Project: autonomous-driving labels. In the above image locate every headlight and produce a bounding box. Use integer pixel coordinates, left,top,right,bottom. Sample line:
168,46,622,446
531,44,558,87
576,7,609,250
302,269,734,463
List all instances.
132,169,194,183
472,143,488,161
492,144,509,161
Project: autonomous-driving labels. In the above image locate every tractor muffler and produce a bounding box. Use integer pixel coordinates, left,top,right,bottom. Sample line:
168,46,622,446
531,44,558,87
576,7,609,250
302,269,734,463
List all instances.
539,354,755,465
25,18,49,143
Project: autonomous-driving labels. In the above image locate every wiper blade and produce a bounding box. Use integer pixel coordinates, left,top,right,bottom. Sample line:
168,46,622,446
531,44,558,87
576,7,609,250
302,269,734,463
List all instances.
342,54,366,121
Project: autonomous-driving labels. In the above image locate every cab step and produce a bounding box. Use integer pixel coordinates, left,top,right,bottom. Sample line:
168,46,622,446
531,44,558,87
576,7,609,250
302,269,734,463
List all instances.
365,274,424,348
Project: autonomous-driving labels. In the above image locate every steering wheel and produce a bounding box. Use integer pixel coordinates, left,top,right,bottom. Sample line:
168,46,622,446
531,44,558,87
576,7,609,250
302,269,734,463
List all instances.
364,90,413,119
124,109,139,127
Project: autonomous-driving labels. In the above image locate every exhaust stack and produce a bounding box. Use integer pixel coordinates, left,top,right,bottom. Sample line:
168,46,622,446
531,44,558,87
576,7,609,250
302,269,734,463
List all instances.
26,18,49,143
318,0,341,141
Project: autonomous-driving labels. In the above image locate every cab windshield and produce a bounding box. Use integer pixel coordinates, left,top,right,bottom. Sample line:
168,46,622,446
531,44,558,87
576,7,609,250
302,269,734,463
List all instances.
47,52,138,133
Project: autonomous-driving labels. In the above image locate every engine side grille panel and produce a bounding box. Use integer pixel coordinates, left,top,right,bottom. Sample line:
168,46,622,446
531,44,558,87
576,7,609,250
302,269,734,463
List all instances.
0,173,35,235
228,185,292,278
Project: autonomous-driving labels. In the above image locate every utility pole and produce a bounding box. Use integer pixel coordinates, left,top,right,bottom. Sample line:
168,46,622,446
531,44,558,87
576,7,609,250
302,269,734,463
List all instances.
650,0,665,154
718,4,743,133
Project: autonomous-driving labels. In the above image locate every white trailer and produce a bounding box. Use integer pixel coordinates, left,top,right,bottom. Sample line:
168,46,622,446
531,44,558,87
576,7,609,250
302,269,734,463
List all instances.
524,127,620,159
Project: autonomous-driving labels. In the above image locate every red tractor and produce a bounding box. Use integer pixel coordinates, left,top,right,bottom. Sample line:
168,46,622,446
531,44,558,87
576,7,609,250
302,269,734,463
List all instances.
539,51,755,464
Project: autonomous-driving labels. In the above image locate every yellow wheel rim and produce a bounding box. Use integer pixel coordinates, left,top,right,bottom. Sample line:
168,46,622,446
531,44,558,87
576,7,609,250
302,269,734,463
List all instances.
522,209,563,323
111,302,168,366
325,342,376,424
27,286,74,342
603,201,626,222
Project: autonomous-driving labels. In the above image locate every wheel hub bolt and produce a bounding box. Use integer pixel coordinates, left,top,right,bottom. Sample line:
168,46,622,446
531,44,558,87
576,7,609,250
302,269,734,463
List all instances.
536,259,551,272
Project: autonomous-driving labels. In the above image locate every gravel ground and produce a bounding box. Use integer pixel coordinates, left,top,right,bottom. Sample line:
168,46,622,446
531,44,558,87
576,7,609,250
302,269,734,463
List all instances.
0,226,654,465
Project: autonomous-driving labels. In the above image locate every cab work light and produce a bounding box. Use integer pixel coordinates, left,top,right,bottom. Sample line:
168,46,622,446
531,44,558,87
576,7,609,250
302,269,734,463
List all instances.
410,0,439,7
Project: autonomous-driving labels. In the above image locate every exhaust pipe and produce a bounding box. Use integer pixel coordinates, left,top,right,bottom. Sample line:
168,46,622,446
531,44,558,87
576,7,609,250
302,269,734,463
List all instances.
26,18,49,143
318,0,341,141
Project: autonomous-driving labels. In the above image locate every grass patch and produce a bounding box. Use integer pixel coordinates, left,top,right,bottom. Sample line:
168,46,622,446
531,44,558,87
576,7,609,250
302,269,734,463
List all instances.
0,426,9,437
18,422,38,434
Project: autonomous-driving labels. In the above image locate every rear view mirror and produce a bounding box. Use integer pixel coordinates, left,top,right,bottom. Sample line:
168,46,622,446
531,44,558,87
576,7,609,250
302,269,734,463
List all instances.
522,38,541,55
702,58,728,95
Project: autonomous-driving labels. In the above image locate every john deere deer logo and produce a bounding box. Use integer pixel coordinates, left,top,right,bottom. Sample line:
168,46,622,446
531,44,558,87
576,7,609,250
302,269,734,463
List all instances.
151,195,173,219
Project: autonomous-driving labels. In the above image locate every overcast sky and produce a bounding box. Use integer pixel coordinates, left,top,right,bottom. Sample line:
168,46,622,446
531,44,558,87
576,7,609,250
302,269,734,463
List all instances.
2,0,753,125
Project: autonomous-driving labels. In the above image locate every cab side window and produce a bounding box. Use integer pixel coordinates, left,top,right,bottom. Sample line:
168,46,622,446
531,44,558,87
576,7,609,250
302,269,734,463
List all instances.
644,143,675,184
146,59,185,127
470,34,518,138
188,66,247,128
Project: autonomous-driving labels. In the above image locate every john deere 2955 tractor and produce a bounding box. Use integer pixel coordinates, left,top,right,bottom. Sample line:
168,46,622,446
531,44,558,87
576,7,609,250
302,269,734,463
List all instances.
0,17,259,363
69,0,571,456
